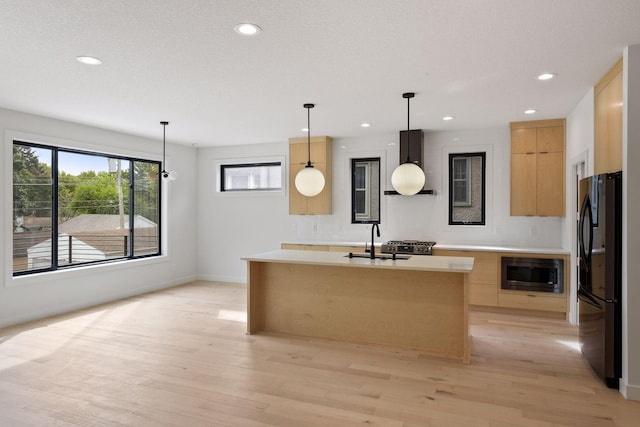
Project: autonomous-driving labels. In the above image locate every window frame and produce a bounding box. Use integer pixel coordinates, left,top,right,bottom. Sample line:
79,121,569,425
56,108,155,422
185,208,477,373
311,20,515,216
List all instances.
351,157,381,224
219,161,283,192
12,140,162,277
448,152,486,226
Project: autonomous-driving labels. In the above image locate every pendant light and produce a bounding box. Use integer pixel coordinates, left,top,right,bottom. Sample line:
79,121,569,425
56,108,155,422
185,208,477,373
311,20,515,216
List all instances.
294,103,325,197
391,92,425,195
160,121,177,181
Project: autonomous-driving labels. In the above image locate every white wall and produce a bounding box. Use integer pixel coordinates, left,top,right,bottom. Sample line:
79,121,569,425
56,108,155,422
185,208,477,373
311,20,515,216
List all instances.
0,108,198,328
622,45,640,400
197,127,565,283
565,88,595,325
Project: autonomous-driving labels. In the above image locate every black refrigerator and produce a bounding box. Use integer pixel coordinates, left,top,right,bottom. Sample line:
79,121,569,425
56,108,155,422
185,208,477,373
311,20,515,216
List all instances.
577,171,622,388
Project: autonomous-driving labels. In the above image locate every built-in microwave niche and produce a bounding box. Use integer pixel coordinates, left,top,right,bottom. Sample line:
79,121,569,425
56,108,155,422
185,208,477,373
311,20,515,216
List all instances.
501,257,564,293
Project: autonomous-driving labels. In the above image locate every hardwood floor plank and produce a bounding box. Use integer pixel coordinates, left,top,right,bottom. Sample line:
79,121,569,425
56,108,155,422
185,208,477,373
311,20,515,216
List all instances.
1,281,640,426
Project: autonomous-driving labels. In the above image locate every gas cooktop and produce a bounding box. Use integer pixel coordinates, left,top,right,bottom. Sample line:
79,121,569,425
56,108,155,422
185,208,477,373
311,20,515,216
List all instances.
381,240,436,255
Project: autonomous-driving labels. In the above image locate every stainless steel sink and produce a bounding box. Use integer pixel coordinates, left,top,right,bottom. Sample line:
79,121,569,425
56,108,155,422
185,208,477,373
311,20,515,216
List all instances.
345,252,411,260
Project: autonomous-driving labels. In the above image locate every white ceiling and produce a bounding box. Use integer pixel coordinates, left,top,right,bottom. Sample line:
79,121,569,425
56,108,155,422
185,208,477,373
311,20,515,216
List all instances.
2,0,640,147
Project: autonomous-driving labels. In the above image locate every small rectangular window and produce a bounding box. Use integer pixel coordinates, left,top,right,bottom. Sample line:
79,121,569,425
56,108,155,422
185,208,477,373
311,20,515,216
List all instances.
220,162,282,192
449,152,486,225
351,158,380,224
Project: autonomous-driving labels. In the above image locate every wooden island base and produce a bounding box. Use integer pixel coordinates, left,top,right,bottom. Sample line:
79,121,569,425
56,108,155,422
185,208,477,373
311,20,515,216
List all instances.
246,255,470,363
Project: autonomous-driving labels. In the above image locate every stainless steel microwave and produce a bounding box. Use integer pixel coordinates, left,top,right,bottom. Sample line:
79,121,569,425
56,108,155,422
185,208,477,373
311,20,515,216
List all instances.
501,257,564,293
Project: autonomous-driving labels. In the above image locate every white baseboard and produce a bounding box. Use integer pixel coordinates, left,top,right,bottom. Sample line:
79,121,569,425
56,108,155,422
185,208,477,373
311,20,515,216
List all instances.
0,274,197,329
621,380,640,401
196,274,246,284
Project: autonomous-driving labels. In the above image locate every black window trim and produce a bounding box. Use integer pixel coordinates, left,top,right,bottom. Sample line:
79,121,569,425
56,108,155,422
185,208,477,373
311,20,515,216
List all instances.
12,140,162,277
351,157,381,224
448,151,486,226
219,161,283,192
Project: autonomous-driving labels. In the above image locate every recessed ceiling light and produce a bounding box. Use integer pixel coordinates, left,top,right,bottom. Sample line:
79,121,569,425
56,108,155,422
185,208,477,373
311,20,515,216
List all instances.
538,73,557,81
442,116,454,121
76,56,102,65
525,109,537,114
361,123,371,128
234,23,262,36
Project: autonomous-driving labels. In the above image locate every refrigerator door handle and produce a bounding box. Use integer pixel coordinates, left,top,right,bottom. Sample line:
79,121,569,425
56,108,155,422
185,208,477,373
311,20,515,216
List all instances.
579,195,594,263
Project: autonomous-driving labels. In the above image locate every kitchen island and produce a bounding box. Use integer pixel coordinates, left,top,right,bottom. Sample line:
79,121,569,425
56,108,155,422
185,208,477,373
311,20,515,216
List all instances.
242,250,474,362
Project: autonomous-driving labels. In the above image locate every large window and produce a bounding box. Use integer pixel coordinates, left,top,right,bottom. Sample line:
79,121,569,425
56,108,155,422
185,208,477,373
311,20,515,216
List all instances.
12,141,161,276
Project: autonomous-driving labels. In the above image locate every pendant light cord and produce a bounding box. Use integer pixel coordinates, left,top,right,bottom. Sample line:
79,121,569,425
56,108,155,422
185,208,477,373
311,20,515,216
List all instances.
406,95,410,163
160,121,169,176
403,93,415,163
303,103,315,167
307,106,311,166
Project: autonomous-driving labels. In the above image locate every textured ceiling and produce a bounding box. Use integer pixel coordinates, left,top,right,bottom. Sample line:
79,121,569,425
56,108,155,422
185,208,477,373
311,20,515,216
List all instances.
1,0,640,147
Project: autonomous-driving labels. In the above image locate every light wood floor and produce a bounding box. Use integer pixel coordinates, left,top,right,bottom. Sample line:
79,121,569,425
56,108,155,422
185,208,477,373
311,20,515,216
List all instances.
1,281,639,426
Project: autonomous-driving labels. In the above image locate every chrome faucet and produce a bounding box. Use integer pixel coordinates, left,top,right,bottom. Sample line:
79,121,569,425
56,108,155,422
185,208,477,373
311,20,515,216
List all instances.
370,223,380,259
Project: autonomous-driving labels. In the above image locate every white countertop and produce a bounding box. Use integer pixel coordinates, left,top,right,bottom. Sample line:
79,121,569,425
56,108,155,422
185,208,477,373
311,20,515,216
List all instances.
281,241,569,255
242,249,474,273
433,244,569,255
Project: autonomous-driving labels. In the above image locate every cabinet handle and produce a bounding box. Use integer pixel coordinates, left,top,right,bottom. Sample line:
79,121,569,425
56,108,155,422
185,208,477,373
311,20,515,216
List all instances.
527,294,536,297
539,151,548,154
526,152,535,155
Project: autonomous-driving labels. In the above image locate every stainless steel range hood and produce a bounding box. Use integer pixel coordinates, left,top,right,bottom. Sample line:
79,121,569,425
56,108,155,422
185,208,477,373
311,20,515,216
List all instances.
384,129,436,195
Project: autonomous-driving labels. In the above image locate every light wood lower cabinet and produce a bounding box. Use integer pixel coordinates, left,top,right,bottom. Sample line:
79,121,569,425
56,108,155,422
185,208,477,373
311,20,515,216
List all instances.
497,293,566,313
282,244,569,318
433,249,568,317
432,249,498,307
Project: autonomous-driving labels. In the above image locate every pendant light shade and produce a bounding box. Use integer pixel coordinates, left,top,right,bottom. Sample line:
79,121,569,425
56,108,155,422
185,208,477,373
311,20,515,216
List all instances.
391,92,425,196
294,103,325,197
391,162,425,195
295,166,325,197
160,121,177,181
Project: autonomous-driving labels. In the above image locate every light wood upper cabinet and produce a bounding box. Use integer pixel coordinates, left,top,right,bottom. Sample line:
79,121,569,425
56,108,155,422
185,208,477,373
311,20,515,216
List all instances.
289,136,332,215
510,119,565,217
595,58,623,175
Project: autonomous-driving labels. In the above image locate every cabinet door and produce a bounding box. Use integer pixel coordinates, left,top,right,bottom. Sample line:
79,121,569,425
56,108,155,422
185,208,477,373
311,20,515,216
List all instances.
595,65,623,175
289,137,332,215
511,128,537,153
304,161,330,215
510,153,536,216
498,293,566,313
433,249,498,307
290,142,309,165
290,140,328,165
536,151,564,216
537,126,564,153
289,161,308,214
